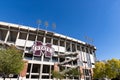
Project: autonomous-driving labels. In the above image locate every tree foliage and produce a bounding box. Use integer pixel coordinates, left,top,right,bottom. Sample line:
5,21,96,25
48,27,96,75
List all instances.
105,58,120,79
93,58,120,79
65,68,81,77
52,68,81,80
93,61,106,79
0,46,24,77
52,71,64,80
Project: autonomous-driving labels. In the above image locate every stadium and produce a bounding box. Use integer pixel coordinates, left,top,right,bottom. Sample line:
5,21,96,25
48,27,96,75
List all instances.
0,21,96,80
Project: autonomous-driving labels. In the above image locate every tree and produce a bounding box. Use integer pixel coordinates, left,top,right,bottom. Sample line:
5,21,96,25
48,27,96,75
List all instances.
0,46,24,80
93,59,120,80
52,71,64,80
105,58,120,79
65,68,81,78
93,61,106,79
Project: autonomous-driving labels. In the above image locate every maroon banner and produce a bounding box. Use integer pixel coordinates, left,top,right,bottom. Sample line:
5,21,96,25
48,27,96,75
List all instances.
31,41,54,58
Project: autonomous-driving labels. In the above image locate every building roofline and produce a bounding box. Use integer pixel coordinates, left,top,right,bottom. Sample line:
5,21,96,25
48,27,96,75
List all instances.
0,21,96,49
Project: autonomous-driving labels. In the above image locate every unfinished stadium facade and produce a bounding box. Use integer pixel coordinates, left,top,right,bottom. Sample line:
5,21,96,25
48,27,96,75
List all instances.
0,22,96,80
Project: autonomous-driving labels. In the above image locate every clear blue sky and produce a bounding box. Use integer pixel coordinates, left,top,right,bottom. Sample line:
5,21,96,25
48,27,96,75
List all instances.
0,0,120,60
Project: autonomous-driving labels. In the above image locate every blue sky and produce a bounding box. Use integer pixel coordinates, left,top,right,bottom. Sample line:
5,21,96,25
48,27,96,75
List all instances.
0,0,120,60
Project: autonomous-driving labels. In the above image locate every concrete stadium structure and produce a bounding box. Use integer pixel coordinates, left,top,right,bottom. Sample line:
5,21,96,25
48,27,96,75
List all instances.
0,22,96,80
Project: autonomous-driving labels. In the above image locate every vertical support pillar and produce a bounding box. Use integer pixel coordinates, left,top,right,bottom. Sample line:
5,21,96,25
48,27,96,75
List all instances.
87,48,93,80
19,61,28,80
83,47,87,80
58,37,60,63
79,66,84,80
39,54,44,80
15,28,20,45
49,36,53,79
84,47,87,65
43,31,46,43
22,28,29,58
70,41,72,52
90,68,93,80
75,42,77,51
54,62,59,72
53,63,59,80
49,65,52,79
92,50,96,63
0,29,1,41
70,41,73,65
39,31,46,80
79,46,85,80
80,45,83,66
88,48,92,68
65,38,66,52
58,37,60,50
29,63,33,79
51,36,53,61
35,29,39,41
4,27,10,43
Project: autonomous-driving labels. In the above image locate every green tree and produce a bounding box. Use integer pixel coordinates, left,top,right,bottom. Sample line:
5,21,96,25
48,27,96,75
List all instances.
0,46,24,80
93,61,106,79
65,68,81,78
93,59,120,80
52,71,64,80
105,58,120,79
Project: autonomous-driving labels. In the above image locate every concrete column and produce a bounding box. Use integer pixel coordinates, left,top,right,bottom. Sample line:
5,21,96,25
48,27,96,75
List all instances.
79,66,84,80
29,63,33,79
43,31,46,43
4,29,10,43
90,68,93,79
54,62,59,72
22,28,29,58
39,31,46,80
88,48,92,68
39,54,44,80
49,65,52,79
53,63,59,80
15,32,20,45
64,39,66,61
92,50,96,62
80,46,83,66
0,30,1,41
35,29,39,41
19,61,28,80
70,41,72,52
84,47,87,63
57,37,60,63
75,42,77,51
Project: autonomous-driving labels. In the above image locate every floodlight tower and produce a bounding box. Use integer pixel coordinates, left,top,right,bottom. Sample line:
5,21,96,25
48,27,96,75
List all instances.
36,19,42,30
